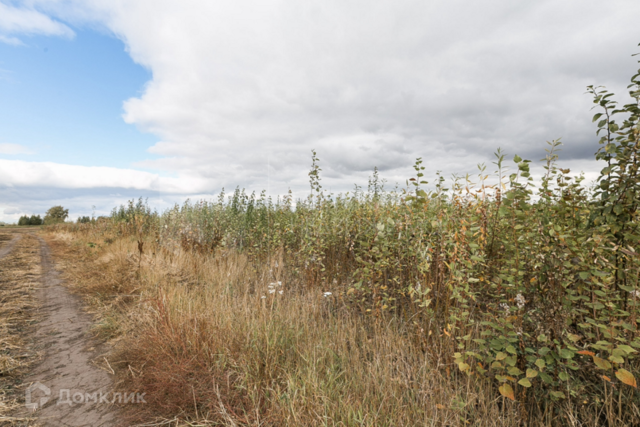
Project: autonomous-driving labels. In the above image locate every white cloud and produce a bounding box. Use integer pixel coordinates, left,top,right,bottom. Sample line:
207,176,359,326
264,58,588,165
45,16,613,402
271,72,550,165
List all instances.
0,143,33,154
0,2,74,44
2,0,638,220
0,159,207,193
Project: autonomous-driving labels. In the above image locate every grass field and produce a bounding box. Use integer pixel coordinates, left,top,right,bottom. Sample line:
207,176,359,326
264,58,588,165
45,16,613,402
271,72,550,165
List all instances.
8,49,637,426
44,133,640,425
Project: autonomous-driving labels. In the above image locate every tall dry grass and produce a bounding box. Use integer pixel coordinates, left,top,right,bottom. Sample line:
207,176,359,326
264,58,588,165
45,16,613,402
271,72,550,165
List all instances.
0,232,42,425
45,227,638,426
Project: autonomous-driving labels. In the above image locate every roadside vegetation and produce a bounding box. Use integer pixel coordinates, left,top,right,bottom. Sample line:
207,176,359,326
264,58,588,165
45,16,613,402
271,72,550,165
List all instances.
43,51,640,425
0,232,42,425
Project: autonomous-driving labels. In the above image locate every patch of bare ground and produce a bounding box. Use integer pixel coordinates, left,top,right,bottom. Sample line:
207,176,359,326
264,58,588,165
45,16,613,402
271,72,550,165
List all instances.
2,232,121,426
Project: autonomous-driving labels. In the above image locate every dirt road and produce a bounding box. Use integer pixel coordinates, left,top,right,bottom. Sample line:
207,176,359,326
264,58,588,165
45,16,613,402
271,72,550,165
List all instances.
3,231,120,426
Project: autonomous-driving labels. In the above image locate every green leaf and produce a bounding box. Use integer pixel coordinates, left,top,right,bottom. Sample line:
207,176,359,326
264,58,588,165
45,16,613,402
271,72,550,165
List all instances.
535,359,546,370
514,155,522,163
526,368,538,378
559,372,569,381
508,367,523,376
540,372,553,384
617,345,637,355
559,349,575,359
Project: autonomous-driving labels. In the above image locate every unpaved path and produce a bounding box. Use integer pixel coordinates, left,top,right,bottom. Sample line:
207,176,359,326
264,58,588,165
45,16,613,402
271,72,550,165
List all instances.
12,234,119,426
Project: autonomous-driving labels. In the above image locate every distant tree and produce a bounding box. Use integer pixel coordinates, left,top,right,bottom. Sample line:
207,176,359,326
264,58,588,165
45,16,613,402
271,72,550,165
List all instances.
18,215,29,226
77,216,91,224
29,215,43,225
44,206,69,225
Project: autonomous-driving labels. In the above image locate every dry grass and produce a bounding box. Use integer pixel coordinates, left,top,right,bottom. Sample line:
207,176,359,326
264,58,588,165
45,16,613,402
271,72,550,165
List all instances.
0,232,42,425
45,230,631,426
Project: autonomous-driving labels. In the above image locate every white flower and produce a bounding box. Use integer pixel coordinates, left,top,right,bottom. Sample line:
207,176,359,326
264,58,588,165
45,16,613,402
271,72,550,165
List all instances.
261,296,266,299
499,303,510,313
630,290,640,298
323,292,332,297
269,289,276,294
278,290,283,295
515,293,526,309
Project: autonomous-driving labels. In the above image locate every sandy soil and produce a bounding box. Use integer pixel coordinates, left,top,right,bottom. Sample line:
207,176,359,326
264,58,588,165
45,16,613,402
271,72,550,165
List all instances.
8,233,120,426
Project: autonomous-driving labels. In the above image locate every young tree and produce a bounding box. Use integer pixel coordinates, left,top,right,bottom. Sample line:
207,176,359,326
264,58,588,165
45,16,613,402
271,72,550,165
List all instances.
44,206,69,225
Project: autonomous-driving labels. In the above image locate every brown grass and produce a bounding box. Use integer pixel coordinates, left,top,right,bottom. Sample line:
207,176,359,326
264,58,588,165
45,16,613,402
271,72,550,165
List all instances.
45,230,602,426
0,232,42,425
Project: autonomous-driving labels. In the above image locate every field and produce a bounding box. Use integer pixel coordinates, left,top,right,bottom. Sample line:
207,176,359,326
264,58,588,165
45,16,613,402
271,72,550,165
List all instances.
41,122,640,425
2,49,639,427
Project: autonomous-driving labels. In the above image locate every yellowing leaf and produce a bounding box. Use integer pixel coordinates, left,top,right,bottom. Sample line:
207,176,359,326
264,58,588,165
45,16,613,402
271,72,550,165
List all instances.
499,383,515,401
609,355,625,364
577,350,595,356
458,362,470,373
593,356,612,370
526,369,538,379
567,334,581,342
507,367,523,376
495,352,507,361
602,375,613,383
615,369,637,388
518,378,532,388
436,404,445,409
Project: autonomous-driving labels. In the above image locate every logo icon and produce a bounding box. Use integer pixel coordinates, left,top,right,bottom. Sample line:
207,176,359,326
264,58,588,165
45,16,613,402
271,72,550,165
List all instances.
25,382,50,411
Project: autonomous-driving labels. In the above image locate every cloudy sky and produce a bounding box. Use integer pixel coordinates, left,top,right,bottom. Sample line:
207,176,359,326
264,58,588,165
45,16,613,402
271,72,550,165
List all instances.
0,0,639,221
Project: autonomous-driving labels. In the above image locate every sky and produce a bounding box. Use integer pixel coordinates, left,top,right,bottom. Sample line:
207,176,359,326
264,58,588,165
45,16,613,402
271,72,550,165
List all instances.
0,0,639,222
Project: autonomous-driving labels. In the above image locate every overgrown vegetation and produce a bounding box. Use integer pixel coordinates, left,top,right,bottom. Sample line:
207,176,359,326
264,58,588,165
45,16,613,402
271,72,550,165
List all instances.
45,49,640,425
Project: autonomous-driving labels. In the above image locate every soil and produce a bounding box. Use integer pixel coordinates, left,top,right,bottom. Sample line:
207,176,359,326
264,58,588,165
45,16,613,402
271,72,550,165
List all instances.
6,232,120,426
